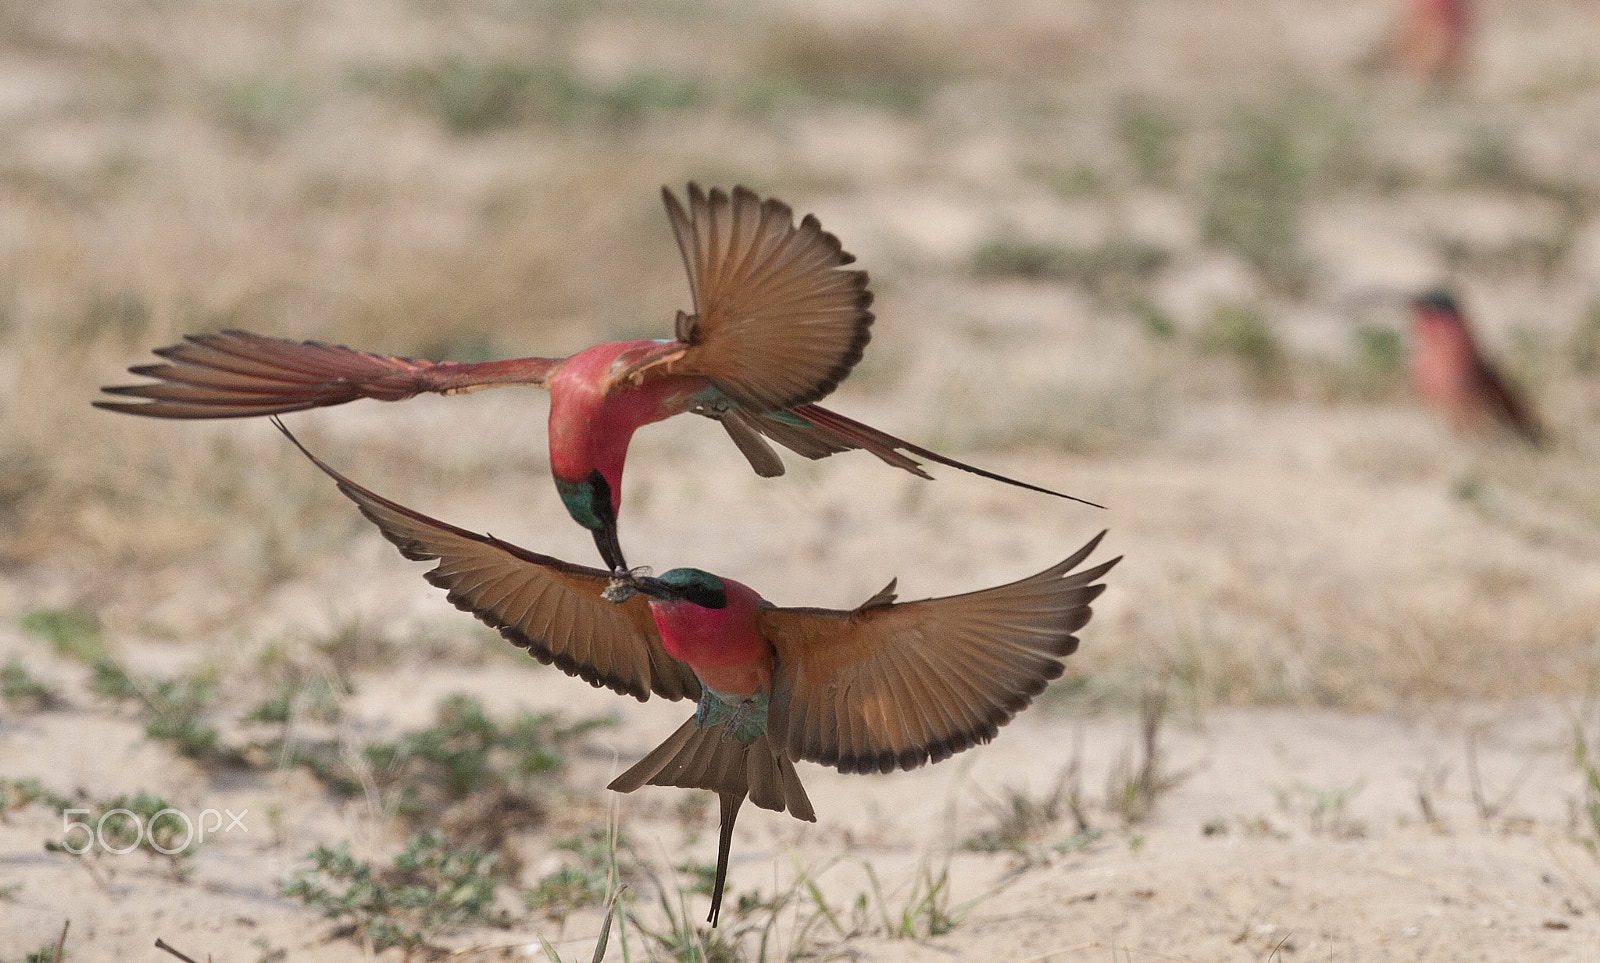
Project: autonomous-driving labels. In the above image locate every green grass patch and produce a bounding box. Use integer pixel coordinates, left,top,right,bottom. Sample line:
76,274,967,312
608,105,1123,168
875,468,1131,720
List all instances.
1116,96,1184,185
19,608,107,664
1,657,55,710
1200,302,1282,377
91,660,220,761
282,832,506,954
971,236,1169,301
350,57,703,135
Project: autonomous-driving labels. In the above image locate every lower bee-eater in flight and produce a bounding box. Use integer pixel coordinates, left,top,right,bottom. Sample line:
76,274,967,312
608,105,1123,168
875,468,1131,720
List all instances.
97,184,1100,574
271,418,1117,926
1409,290,1544,445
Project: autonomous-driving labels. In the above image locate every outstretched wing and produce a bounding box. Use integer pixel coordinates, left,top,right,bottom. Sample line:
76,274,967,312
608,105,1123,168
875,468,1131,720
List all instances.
617,184,873,412
761,532,1118,775
97,330,557,419
274,420,700,704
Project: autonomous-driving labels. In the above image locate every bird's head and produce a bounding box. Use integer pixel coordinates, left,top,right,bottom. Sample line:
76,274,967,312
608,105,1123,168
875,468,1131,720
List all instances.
1412,289,1461,318
631,568,729,610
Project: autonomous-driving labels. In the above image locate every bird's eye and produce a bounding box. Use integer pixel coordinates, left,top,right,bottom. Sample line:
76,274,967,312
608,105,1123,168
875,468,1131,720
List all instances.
687,584,728,609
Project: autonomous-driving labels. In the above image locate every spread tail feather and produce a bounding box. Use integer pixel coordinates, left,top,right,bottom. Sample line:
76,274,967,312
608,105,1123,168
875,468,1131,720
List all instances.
608,715,815,925
731,403,1105,508
710,792,742,926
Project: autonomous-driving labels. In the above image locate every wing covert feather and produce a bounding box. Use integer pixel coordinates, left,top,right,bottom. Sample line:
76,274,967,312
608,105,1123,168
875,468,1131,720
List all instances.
273,421,700,704
762,533,1118,774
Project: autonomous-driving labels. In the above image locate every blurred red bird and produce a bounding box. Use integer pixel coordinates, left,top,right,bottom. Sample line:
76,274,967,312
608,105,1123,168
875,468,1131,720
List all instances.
98,184,1097,574
272,419,1117,926
1395,0,1472,82
1409,290,1544,445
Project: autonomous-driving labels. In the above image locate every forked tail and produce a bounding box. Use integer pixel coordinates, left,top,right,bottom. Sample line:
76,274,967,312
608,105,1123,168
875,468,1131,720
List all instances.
712,403,1104,508
609,716,815,925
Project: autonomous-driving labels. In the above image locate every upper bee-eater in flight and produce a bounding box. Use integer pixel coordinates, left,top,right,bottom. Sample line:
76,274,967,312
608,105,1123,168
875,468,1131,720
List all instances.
271,418,1118,926
97,184,1100,573
1409,290,1545,445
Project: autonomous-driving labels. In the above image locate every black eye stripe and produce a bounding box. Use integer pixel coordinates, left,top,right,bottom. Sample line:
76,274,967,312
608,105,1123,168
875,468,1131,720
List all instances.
686,584,728,609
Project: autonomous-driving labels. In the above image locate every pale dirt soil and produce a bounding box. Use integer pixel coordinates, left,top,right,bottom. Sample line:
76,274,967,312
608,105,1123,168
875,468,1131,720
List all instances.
5,0,1600,960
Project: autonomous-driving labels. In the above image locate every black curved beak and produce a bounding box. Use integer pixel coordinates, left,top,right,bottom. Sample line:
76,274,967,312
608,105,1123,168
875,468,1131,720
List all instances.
630,575,681,601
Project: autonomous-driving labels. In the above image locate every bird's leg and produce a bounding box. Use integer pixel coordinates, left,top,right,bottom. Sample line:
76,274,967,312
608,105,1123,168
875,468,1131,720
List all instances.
693,690,769,745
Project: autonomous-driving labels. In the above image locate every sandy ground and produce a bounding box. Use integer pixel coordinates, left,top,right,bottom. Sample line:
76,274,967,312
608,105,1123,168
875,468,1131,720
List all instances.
4,400,1600,961
5,0,1600,960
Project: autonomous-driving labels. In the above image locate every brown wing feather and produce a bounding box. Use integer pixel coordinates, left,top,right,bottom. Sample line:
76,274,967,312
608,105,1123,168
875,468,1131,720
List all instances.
97,330,557,419
273,420,700,704
622,184,874,412
761,532,1118,775
1472,356,1545,445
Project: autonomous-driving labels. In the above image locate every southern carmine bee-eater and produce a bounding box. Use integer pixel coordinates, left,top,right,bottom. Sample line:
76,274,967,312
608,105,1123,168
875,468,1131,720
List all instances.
271,419,1118,926
1409,290,1545,445
1394,0,1472,83
96,184,1099,574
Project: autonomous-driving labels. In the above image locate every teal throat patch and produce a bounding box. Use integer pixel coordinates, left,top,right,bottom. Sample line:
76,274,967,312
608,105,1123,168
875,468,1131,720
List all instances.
554,473,606,531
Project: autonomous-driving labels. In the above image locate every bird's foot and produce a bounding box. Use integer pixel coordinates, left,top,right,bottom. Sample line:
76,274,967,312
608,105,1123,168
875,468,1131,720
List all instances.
719,701,752,742
601,566,653,604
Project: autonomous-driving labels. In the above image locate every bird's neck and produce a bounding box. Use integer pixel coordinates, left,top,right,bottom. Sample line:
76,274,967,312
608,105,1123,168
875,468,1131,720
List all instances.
546,340,702,501
650,583,772,698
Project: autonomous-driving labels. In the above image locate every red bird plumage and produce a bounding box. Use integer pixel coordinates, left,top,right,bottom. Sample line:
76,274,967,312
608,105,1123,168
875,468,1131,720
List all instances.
1395,0,1472,82
1409,290,1544,445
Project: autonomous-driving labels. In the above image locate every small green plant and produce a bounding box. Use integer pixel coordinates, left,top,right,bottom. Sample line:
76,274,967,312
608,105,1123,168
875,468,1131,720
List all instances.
209,73,312,140
1201,302,1282,377
1,777,73,816
19,608,106,664
282,832,506,954
21,921,69,963
351,57,702,135
962,756,1092,862
749,20,958,116
1116,96,1184,184
862,857,958,939
972,236,1169,300
1456,126,1523,191
45,790,201,880
1131,298,1176,339
525,824,638,919
365,693,591,800
1,658,55,710
1356,326,1405,375
1571,301,1600,374
244,673,346,725
1105,686,1195,826
1203,111,1311,290
266,694,609,846
90,661,220,760
1273,779,1368,838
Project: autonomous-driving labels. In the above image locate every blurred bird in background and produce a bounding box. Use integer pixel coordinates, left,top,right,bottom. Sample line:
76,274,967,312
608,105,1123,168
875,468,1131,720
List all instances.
1409,290,1544,445
272,419,1117,926
1394,0,1472,83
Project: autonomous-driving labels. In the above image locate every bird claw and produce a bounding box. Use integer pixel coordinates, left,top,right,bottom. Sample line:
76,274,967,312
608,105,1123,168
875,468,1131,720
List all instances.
601,566,652,604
